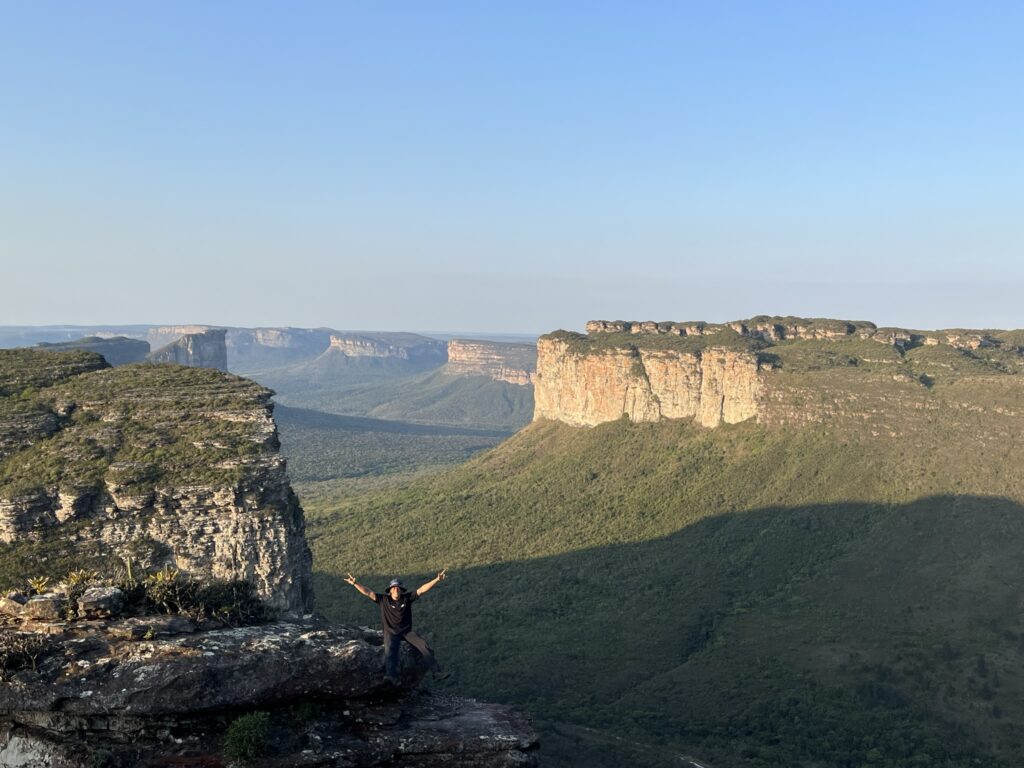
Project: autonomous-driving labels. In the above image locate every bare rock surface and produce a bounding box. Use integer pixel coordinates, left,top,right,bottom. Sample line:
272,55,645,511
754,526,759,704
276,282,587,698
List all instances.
445,340,536,386
148,328,228,370
0,616,538,767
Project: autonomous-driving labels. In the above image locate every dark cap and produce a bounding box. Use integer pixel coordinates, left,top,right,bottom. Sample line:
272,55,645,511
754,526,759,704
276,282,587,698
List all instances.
387,578,403,590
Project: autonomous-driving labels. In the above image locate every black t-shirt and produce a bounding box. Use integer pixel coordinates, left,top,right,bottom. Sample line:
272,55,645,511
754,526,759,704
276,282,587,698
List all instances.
375,589,418,635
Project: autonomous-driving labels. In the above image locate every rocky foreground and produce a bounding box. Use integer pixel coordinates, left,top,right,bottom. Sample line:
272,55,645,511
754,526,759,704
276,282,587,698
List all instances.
0,613,537,767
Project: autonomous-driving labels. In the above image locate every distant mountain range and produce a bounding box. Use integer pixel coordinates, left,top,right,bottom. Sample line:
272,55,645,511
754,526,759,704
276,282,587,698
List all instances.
0,324,538,430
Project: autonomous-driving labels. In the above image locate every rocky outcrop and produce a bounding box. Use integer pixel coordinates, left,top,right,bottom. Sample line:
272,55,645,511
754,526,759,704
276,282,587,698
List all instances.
0,616,538,767
226,328,333,370
445,340,537,386
539,316,1024,431
145,325,212,352
148,329,228,370
535,337,765,427
34,337,150,366
327,333,447,363
0,351,312,612
586,317,879,342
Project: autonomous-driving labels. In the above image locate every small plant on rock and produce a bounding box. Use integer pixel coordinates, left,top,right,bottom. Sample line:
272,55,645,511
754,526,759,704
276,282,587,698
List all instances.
144,567,184,613
26,576,49,596
0,632,50,677
64,568,98,620
223,711,270,764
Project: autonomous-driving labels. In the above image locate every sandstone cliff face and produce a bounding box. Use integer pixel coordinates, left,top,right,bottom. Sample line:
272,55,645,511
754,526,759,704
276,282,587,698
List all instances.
226,328,333,371
0,351,312,612
148,328,228,370
534,338,765,427
328,333,447,363
145,325,212,352
445,340,537,385
537,316,1024,432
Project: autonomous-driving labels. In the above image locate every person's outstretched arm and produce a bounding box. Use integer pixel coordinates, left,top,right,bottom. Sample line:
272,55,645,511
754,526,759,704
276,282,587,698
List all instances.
345,572,378,601
416,569,448,597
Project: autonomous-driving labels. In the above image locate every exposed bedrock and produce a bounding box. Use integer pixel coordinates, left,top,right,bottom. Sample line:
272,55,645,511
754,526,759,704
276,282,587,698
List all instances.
534,338,764,427
0,617,538,767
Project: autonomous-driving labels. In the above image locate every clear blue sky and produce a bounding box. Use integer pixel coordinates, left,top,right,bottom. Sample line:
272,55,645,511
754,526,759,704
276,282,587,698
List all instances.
1,2,1022,332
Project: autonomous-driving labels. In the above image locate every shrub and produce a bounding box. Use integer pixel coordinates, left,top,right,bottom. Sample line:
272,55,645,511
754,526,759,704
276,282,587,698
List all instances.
223,711,270,764
0,632,51,676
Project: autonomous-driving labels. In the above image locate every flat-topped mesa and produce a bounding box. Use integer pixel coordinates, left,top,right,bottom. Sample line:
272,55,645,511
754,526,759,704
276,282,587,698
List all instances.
0,350,312,612
148,328,228,371
145,324,213,353
537,317,1024,430
535,335,766,428
34,336,150,366
445,340,537,386
586,316,879,342
327,333,447,363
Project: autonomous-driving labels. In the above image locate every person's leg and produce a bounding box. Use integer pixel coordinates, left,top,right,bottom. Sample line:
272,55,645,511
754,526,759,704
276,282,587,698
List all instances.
403,630,445,676
383,631,401,682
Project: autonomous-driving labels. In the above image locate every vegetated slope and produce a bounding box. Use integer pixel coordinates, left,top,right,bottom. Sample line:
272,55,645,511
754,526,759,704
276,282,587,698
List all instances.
275,404,508,482
306,351,1024,767
268,367,535,431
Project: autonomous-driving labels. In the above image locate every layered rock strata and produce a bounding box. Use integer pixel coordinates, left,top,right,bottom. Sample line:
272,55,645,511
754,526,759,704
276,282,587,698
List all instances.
535,337,765,427
327,333,447,363
0,616,538,767
584,317,1006,350
445,340,537,386
148,329,228,370
145,325,213,353
537,316,1024,431
0,351,312,612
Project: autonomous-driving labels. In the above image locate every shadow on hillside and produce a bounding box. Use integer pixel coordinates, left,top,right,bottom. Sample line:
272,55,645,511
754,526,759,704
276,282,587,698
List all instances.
314,494,1024,768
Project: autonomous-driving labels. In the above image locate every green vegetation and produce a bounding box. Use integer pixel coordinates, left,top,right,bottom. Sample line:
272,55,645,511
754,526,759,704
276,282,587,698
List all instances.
0,348,107,396
276,405,508,482
223,711,270,764
0,356,275,498
266,369,534,431
304,412,1024,767
544,327,766,355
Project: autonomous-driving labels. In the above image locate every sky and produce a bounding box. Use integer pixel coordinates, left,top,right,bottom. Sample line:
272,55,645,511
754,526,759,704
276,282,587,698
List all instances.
1,2,1022,333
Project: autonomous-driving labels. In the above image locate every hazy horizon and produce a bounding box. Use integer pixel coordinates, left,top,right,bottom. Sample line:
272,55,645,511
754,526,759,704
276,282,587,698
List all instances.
3,3,1022,331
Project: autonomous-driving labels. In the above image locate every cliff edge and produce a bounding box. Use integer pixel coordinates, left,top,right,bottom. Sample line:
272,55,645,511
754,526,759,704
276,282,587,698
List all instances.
0,349,311,611
536,316,1024,430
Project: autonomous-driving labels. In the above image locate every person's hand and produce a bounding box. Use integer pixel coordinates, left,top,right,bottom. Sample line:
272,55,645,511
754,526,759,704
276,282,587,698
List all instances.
345,572,357,586
437,568,448,581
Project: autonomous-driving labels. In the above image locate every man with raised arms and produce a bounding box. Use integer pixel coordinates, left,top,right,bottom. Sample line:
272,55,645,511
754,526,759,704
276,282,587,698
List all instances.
345,569,449,685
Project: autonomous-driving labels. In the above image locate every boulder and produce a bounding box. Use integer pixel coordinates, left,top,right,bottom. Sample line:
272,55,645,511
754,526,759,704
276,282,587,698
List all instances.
20,594,63,621
0,616,538,766
76,587,124,619
0,595,25,618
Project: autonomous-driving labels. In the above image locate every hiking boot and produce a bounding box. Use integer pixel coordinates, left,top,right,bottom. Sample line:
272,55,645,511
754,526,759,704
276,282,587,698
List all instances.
432,669,450,682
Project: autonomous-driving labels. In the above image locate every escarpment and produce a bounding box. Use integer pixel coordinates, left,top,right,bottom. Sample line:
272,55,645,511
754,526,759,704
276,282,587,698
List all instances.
148,328,228,370
327,332,447,363
537,317,1024,431
535,337,765,427
445,340,537,385
34,337,150,366
0,350,311,611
